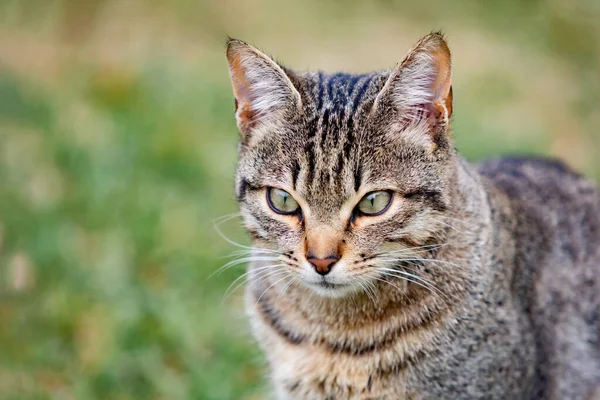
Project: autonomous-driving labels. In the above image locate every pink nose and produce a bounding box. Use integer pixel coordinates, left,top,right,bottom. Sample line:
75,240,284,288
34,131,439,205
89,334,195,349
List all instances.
307,256,339,275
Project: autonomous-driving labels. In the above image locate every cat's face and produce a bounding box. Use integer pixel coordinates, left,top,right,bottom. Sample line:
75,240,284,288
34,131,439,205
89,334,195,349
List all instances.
228,33,456,297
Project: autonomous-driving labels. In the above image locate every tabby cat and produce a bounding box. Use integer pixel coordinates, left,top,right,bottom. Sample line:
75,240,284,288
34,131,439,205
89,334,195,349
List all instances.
225,32,600,399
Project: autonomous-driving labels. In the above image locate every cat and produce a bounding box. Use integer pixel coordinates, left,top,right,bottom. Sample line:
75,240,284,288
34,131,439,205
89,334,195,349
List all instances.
224,32,600,399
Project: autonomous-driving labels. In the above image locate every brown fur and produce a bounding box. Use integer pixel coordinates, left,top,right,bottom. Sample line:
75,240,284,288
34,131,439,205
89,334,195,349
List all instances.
225,33,600,399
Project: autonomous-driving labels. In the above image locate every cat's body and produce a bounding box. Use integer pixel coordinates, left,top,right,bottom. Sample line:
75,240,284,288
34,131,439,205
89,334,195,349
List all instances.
225,33,600,399
479,157,600,399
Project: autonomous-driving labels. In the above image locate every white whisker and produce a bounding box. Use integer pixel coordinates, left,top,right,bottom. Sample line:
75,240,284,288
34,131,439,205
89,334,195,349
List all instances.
213,218,255,250
431,218,471,237
255,273,294,305
377,257,461,269
375,270,445,300
222,266,290,304
375,266,437,287
224,248,283,258
371,276,406,295
277,276,298,301
355,277,378,308
224,264,287,298
207,256,282,279
379,243,450,256
212,212,243,225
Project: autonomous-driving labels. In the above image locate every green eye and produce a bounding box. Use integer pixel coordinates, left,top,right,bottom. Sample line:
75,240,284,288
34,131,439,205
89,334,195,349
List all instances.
357,191,393,216
267,188,300,215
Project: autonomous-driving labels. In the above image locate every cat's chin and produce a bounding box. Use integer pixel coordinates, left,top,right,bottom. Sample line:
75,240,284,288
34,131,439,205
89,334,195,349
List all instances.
303,280,360,299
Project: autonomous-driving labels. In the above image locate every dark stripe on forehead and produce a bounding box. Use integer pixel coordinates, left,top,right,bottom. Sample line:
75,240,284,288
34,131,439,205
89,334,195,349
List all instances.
306,115,317,138
334,149,345,175
320,107,331,145
330,73,349,116
331,106,343,148
327,73,337,106
352,75,374,112
347,74,362,100
316,72,324,111
354,164,363,192
343,133,353,165
305,140,316,183
304,117,318,183
291,160,301,190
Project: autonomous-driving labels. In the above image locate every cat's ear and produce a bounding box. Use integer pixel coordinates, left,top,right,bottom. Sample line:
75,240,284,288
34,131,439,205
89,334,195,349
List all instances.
373,32,453,139
226,39,302,137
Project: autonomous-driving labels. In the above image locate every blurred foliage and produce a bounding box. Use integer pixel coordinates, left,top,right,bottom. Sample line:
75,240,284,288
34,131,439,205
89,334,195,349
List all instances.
0,0,598,399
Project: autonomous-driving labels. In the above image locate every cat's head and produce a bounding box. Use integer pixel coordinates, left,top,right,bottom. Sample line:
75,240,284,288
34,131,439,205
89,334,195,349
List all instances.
227,33,458,298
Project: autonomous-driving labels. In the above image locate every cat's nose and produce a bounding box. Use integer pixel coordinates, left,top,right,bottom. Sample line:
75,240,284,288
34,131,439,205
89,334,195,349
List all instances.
307,255,339,275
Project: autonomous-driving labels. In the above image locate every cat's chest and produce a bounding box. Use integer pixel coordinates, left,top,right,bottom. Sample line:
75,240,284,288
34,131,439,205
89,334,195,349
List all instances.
248,301,424,399
265,340,418,400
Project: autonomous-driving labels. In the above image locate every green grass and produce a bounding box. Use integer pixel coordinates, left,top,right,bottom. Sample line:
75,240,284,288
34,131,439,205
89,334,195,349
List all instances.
0,1,598,398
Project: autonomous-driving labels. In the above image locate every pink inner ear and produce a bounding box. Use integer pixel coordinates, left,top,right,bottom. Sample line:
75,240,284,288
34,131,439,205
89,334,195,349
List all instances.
230,66,254,111
430,54,452,104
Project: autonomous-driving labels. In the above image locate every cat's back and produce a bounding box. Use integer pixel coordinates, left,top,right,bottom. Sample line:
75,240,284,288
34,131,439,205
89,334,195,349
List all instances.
478,156,600,399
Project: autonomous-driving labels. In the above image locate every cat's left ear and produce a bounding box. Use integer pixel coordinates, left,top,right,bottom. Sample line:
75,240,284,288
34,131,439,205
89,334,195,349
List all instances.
226,39,302,137
373,32,453,139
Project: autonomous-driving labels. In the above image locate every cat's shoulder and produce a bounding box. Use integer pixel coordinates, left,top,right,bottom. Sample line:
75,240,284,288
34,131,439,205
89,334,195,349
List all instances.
476,156,599,207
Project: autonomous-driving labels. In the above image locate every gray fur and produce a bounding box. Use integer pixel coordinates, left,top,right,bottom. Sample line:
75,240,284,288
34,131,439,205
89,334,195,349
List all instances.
226,33,600,399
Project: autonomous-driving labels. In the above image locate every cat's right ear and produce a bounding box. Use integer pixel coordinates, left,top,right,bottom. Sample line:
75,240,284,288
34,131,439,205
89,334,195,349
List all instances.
372,32,453,146
226,39,302,137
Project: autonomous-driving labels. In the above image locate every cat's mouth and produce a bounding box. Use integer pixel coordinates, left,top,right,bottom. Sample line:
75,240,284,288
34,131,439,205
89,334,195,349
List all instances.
319,281,346,289
305,277,355,298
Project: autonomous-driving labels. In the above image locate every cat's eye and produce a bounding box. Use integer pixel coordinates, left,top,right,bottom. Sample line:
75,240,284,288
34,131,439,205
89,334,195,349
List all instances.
356,191,393,216
267,188,300,215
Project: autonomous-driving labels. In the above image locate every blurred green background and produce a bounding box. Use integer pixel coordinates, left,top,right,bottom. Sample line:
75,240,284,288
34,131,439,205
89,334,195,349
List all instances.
0,0,598,399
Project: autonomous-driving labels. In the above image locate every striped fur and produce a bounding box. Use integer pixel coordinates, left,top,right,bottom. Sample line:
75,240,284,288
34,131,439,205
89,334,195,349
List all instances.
226,33,600,399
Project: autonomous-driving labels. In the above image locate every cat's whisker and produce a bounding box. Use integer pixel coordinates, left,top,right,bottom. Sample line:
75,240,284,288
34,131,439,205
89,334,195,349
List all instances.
224,248,284,259
255,273,295,306
375,268,453,303
437,215,473,227
277,276,298,302
375,266,437,286
355,276,378,308
370,276,407,296
212,212,244,225
223,266,290,303
358,275,377,302
378,243,451,256
223,268,276,300
431,218,472,238
221,256,281,269
213,218,256,251
375,270,446,302
224,263,288,298
399,260,462,303
384,265,458,303
305,285,316,304
251,268,292,290
345,284,360,308
375,267,440,296
207,256,282,280
366,279,380,306
376,257,461,269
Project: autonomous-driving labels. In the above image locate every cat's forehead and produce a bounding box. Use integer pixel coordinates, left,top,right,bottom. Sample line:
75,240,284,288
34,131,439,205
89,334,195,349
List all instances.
281,72,385,207
239,70,437,215
298,71,388,116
